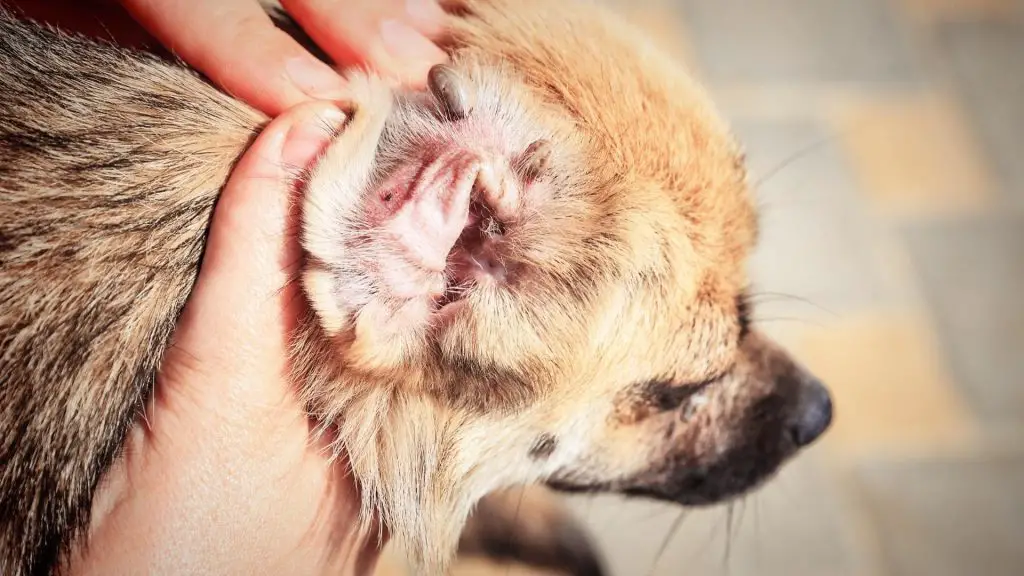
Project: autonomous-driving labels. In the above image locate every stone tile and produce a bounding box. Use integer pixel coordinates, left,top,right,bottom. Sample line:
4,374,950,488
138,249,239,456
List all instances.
569,454,860,576
618,3,700,72
831,94,996,218
563,493,676,576
900,0,1021,23
376,546,559,576
673,0,923,85
902,214,1024,423
712,85,908,122
449,560,559,576
790,314,979,459
854,451,1024,576
938,21,1024,207
731,120,916,324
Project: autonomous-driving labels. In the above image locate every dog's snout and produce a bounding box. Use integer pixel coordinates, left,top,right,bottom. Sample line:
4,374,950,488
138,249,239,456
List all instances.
787,377,833,447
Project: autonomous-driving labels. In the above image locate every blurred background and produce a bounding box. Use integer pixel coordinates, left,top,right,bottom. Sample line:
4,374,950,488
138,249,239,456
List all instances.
383,0,1024,574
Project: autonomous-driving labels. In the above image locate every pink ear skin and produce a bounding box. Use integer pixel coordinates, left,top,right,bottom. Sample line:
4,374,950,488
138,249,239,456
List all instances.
373,148,479,278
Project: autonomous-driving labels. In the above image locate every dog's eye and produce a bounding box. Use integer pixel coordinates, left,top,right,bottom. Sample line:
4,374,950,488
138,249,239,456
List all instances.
638,376,720,412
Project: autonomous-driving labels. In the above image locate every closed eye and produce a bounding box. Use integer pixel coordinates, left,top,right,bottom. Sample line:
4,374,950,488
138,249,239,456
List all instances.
637,371,728,412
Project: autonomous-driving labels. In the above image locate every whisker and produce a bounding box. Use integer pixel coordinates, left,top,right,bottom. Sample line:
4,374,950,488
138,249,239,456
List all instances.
748,117,877,193
748,290,838,317
751,316,831,329
735,497,749,541
504,485,529,576
752,495,764,564
646,509,687,576
722,503,734,571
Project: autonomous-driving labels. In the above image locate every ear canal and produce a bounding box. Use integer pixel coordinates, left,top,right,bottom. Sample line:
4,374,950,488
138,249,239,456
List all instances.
428,63,473,120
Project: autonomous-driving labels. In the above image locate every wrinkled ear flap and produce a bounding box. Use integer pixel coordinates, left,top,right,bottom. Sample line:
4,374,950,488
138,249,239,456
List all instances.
458,486,607,576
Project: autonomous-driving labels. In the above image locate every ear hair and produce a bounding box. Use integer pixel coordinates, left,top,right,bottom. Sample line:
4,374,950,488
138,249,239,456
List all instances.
302,265,348,336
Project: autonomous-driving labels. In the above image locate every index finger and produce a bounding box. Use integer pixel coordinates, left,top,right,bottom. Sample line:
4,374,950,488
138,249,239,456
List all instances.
122,0,350,116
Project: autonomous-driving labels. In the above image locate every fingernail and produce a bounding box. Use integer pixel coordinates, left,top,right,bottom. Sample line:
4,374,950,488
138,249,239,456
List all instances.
405,0,447,31
381,18,443,62
282,105,346,168
286,56,349,100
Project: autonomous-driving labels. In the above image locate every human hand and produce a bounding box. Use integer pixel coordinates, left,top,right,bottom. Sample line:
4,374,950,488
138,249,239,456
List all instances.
67,102,379,576
3,0,448,116
117,0,446,114
119,0,449,115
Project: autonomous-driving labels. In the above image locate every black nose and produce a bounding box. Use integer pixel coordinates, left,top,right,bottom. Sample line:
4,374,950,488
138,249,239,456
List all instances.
788,378,833,447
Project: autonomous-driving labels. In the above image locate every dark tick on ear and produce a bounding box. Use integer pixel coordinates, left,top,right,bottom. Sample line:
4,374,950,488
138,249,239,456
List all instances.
529,434,557,459
428,64,473,120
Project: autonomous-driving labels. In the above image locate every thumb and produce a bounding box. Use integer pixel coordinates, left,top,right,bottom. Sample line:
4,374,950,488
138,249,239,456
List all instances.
176,102,345,357
203,102,345,288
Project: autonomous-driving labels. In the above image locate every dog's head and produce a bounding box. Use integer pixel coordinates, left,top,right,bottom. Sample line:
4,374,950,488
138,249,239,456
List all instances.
296,0,831,569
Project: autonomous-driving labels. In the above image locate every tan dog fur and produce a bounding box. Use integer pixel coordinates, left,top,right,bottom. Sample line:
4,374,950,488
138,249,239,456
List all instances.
287,1,824,573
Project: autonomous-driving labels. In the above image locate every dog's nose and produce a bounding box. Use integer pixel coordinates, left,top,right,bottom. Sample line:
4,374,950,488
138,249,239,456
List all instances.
788,377,833,447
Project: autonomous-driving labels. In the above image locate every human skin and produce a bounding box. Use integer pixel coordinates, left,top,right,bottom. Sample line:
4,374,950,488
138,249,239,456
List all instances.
0,1,443,572
4,0,448,115
64,102,383,576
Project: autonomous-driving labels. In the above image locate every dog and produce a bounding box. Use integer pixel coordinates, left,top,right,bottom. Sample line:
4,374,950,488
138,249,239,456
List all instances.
0,1,833,574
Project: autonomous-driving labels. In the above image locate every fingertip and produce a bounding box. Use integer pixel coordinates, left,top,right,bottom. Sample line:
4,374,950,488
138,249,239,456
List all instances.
404,0,449,38
378,19,449,87
280,103,348,171
231,101,347,187
280,0,448,90
285,56,351,104
198,101,345,302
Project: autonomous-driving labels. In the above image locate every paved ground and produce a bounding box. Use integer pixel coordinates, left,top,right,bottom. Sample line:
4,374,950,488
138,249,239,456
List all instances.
380,0,1024,574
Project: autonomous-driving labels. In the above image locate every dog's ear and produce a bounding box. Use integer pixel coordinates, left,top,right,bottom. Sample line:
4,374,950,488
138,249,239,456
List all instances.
458,486,606,576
